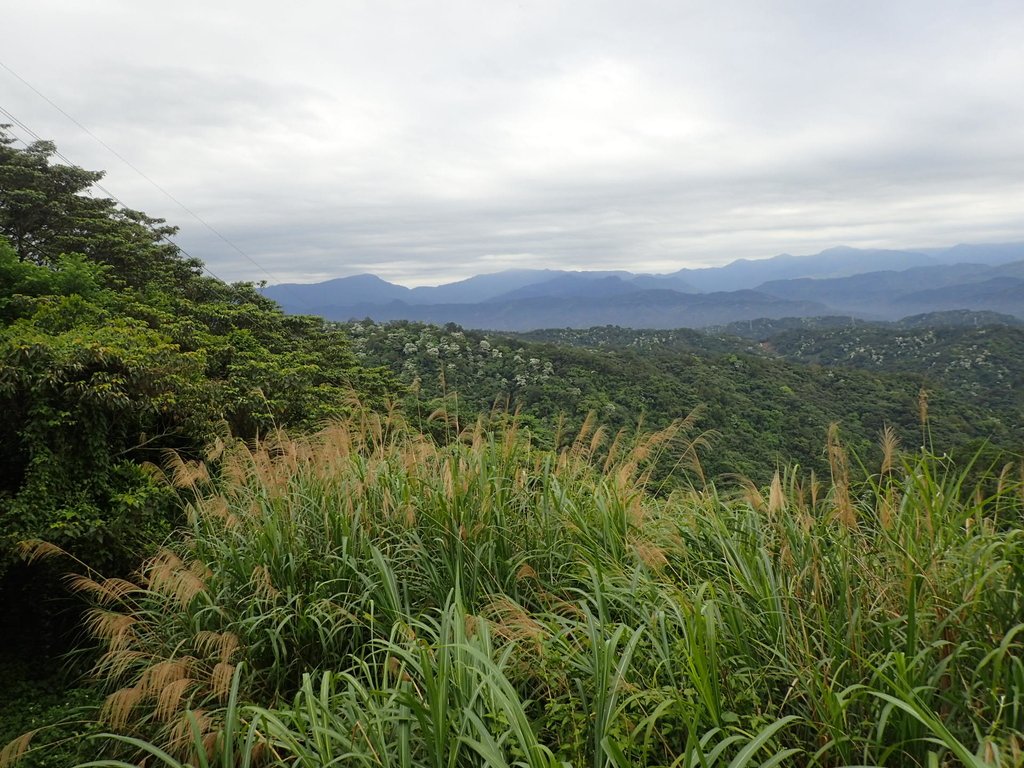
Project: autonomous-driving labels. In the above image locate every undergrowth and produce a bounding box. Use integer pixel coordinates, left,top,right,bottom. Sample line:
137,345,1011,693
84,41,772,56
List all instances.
5,409,1023,767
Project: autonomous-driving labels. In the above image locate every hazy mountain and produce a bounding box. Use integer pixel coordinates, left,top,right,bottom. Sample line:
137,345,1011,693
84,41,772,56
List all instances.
307,289,829,330
492,274,643,301
921,242,1024,266
672,246,938,292
407,269,565,304
264,273,412,313
899,277,1024,317
629,274,696,292
265,268,654,309
261,244,1024,330
758,261,1024,319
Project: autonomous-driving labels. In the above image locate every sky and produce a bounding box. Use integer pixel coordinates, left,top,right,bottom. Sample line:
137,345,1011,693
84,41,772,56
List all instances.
3,0,1024,286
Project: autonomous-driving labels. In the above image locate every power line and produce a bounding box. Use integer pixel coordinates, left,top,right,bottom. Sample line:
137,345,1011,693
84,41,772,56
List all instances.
1,104,112,198
0,59,284,286
0,107,231,284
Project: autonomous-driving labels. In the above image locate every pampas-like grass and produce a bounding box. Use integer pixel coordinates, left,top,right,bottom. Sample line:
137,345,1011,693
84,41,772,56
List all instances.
36,410,1023,768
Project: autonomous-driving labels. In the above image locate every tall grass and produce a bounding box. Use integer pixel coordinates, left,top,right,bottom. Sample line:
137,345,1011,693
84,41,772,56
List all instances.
7,409,1022,767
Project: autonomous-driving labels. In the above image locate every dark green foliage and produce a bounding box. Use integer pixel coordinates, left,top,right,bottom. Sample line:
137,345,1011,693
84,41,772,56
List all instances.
0,659,100,768
0,132,401,580
340,319,1020,482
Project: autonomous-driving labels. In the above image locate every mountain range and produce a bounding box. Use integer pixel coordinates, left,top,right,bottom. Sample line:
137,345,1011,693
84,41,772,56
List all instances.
262,242,1024,330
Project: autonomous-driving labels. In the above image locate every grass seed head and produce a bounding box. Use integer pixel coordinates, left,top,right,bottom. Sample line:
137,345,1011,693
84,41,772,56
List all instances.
0,729,37,768
101,686,144,730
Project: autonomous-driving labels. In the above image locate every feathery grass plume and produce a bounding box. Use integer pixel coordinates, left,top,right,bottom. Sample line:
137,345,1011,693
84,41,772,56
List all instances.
601,426,628,474
631,536,669,570
167,708,213,759
155,678,194,722
143,549,206,607
204,432,227,463
879,424,900,476
140,659,194,698
827,422,857,528
66,574,119,605
656,407,713,489
16,538,67,565
194,631,239,663
515,563,538,581
878,490,897,531
218,438,253,489
809,468,821,511
0,730,37,768
249,564,280,601
768,470,786,516
737,479,770,514
917,386,933,452
209,662,236,702
564,409,600,470
94,649,149,680
994,461,1016,498
100,686,144,730
162,449,211,491
876,427,903,530
85,609,138,648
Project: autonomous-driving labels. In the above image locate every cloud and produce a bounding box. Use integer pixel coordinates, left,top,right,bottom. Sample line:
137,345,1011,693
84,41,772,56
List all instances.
3,0,1024,285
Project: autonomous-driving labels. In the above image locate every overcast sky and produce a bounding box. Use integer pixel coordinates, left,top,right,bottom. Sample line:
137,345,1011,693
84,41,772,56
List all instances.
4,1,1024,285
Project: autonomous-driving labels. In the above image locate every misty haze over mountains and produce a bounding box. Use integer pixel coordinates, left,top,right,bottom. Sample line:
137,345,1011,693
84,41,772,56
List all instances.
262,243,1024,331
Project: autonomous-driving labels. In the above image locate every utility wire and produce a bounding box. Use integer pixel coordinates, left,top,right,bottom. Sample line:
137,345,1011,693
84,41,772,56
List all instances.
0,59,284,286
0,106,232,284
1,104,119,200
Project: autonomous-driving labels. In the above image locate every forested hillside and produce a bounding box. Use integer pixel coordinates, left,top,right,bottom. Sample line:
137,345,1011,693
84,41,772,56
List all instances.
344,319,1022,481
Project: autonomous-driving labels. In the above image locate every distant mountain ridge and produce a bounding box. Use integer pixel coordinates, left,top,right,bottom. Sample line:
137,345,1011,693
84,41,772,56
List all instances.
261,242,1024,330
670,246,939,293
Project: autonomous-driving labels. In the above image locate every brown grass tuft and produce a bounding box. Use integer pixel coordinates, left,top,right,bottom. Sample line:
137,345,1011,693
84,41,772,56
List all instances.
515,563,538,581
879,425,900,476
156,678,194,722
483,596,547,644
878,493,896,531
67,575,141,606
194,631,240,663
164,450,211,490
168,708,212,758
95,649,150,680
16,539,66,565
250,564,280,600
101,687,144,730
86,609,137,647
827,423,857,529
0,729,37,768
632,537,669,570
140,658,193,697
145,550,207,606
768,471,785,516
210,662,236,702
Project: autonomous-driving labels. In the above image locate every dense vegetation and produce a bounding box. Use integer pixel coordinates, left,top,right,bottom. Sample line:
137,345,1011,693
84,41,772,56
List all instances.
343,320,1021,482
9,413,1023,767
0,128,400,745
1,132,1022,766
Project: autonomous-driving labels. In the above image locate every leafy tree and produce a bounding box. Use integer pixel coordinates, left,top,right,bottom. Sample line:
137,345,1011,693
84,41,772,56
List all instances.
0,130,400,582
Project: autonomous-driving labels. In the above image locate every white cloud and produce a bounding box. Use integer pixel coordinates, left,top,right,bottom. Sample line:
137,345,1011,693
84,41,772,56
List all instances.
3,0,1024,284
